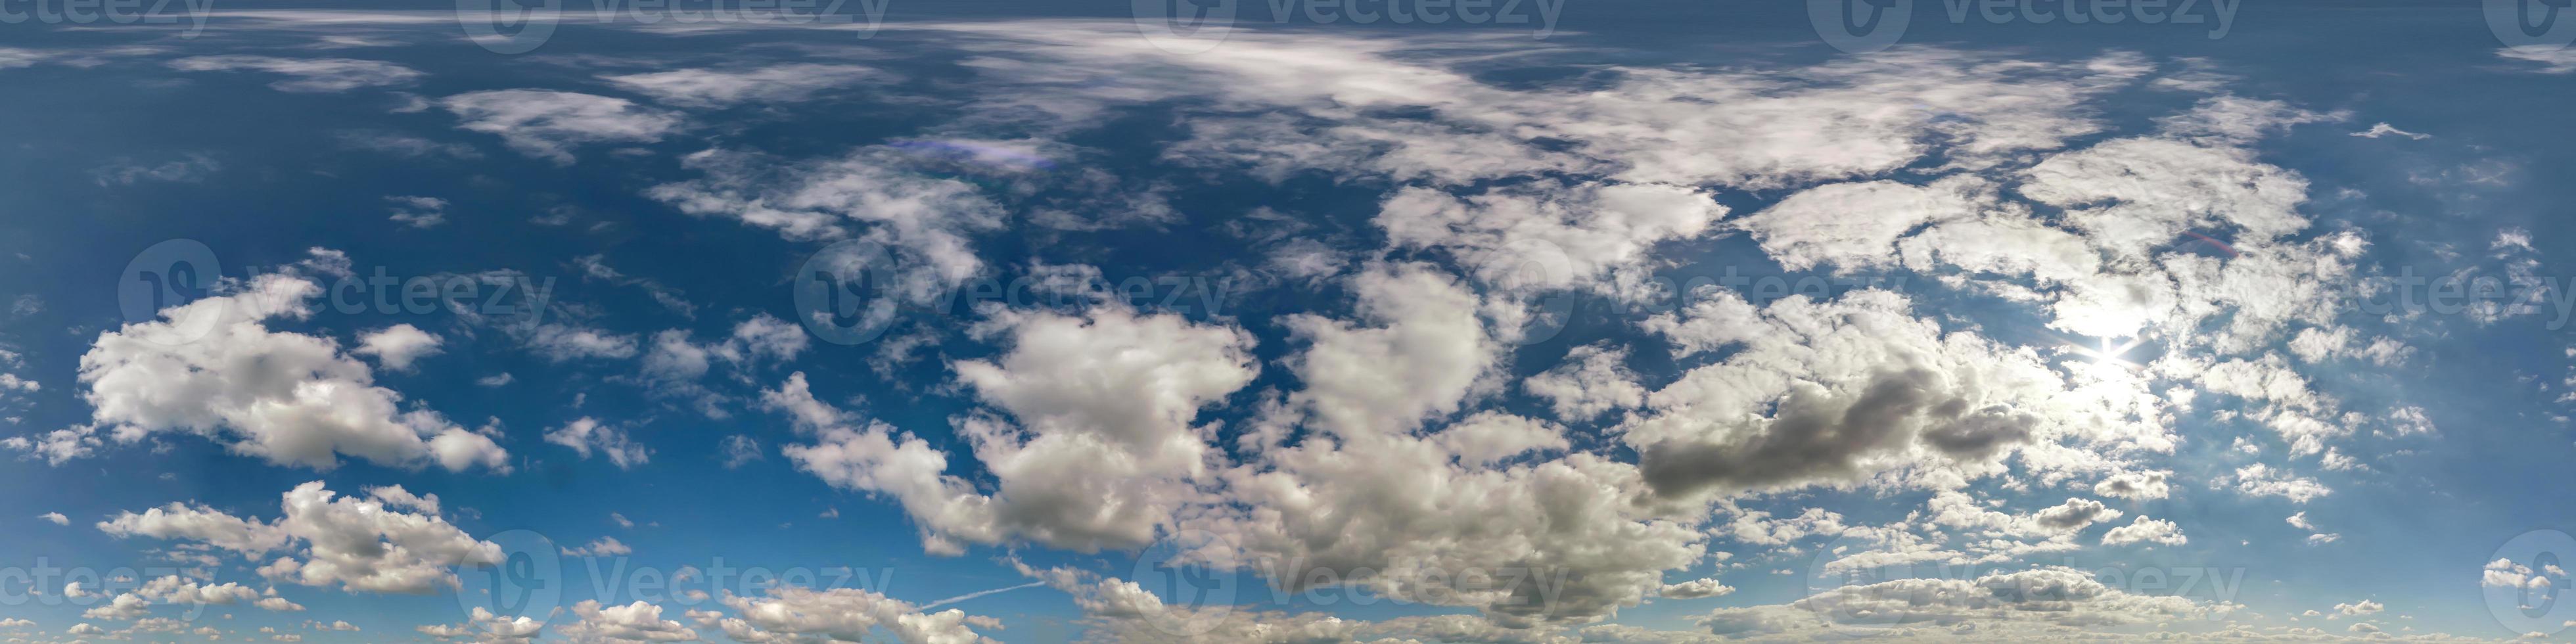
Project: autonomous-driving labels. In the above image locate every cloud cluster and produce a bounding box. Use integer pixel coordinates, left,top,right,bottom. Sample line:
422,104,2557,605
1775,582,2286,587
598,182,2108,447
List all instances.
99,482,501,593
67,263,506,472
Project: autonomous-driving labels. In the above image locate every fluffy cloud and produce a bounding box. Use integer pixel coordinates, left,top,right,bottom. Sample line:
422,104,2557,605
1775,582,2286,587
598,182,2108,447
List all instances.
2100,516,2188,546
1522,343,1645,423
775,299,1258,553
74,265,506,472
442,90,682,164
1626,288,2166,500
556,600,698,643
353,324,442,371
715,586,997,644
417,607,543,642
99,481,502,593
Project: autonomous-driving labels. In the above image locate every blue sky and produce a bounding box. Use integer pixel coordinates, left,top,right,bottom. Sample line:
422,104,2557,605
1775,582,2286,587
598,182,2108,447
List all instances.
2,1,2575,642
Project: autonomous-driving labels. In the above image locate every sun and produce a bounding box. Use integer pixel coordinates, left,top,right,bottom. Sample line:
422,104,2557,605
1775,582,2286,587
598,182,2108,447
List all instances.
2067,336,2145,376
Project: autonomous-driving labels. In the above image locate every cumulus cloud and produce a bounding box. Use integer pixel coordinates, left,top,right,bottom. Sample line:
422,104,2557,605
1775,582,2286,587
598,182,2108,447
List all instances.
352,324,442,371
1522,343,1645,422
714,586,997,644
774,298,1258,554
73,263,507,472
2100,516,2188,546
99,481,502,593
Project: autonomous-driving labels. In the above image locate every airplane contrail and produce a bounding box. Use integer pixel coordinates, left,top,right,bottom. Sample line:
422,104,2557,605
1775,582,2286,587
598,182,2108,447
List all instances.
918,581,1047,610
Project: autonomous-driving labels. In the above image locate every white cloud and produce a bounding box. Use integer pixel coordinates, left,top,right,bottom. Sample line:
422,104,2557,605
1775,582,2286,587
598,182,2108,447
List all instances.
168,55,422,92
2233,463,2332,503
442,89,682,164
649,147,1006,301
2101,516,2188,546
545,417,650,469
385,195,448,229
1697,567,2219,637
559,536,632,557
1521,343,1644,423
352,324,442,371
602,63,884,108
774,299,1258,554
714,586,998,644
74,265,507,472
99,481,502,593
557,600,697,642
2500,45,2576,74
37,512,66,525
2350,122,2429,139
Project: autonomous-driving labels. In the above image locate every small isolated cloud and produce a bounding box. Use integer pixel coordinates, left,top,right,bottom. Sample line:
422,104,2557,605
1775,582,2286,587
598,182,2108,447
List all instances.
37,512,66,525
560,536,632,557
2350,122,2428,139
545,417,650,469
353,324,443,371
91,154,219,187
386,195,448,229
